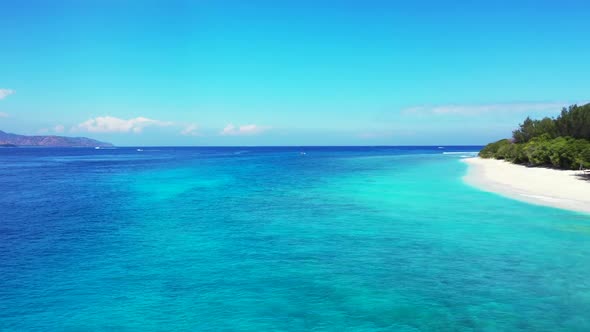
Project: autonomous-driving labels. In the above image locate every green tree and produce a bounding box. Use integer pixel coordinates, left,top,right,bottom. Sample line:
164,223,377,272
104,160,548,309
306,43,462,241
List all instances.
479,139,511,158
481,103,590,170
555,104,590,139
512,117,556,143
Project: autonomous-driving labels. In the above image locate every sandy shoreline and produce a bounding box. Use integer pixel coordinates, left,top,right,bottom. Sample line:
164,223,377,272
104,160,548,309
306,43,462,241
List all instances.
462,157,590,215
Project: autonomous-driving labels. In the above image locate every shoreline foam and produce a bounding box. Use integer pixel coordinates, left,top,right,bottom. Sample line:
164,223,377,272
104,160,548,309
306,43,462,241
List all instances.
462,157,590,215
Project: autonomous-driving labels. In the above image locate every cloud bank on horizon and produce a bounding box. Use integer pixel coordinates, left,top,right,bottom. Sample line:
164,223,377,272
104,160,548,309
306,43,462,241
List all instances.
401,102,587,116
2,99,586,145
69,116,268,138
73,116,173,134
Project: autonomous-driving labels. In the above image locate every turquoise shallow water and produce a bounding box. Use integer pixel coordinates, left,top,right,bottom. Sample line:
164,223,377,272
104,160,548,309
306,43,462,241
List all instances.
1,147,589,331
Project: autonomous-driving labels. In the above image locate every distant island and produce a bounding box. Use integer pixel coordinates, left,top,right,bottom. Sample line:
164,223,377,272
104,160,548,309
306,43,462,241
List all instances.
479,103,590,170
0,130,112,147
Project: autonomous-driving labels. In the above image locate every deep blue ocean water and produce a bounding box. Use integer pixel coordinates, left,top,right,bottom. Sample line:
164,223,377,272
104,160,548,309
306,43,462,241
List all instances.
1,146,589,331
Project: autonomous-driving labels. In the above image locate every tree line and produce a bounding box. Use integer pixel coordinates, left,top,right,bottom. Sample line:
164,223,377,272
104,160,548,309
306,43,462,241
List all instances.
479,103,590,170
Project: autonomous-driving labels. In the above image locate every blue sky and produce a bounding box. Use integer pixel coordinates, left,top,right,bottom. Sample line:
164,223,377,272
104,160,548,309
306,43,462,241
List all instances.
0,0,589,146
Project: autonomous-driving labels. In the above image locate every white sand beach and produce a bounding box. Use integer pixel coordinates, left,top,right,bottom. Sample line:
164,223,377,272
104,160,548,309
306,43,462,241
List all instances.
463,157,590,214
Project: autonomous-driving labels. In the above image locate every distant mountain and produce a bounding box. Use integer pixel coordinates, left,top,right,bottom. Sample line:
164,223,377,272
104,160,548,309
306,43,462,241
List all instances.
0,130,113,147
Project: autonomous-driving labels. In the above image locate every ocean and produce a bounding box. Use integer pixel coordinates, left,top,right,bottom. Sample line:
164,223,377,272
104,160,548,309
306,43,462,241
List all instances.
1,146,589,331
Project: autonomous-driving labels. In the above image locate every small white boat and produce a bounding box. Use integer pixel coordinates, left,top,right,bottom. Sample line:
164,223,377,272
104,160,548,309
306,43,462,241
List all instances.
95,147,101,150
137,148,143,152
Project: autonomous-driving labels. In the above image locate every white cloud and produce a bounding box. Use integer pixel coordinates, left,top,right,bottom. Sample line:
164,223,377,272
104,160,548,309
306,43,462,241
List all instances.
0,112,8,118
220,123,267,136
180,123,199,136
54,124,65,133
0,89,15,100
401,102,581,116
74,116,172,133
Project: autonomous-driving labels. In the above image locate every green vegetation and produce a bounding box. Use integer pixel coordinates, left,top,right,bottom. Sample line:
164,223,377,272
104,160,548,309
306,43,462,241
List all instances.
479,103,590,170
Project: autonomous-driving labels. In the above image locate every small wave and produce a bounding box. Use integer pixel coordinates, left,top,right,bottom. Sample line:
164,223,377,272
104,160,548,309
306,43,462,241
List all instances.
519,193,566,202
